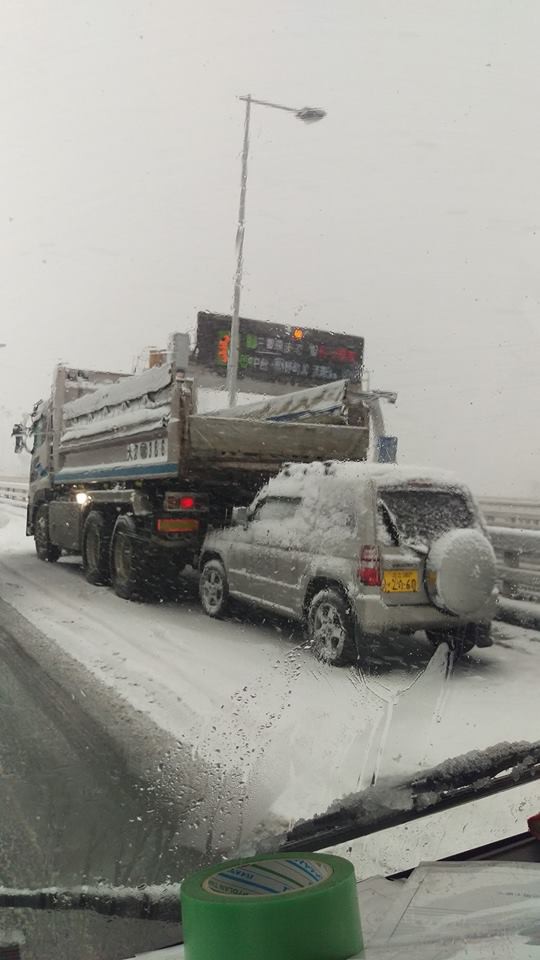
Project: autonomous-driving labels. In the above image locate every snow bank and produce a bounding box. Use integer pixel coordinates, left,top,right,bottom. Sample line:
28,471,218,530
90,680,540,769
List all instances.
497,598,540,630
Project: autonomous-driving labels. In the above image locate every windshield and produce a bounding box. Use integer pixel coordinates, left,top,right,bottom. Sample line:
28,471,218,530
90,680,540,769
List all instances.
1,3,540,959
378,487,475,546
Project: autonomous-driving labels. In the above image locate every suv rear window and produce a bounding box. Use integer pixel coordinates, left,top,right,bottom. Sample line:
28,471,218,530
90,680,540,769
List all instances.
378,487,475,546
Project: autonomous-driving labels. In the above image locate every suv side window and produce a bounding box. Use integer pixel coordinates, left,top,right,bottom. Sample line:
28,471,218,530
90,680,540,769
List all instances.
251,496,301,523
316,496,356,535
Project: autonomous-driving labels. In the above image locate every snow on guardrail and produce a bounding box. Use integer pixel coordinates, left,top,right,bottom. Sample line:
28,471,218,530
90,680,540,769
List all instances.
0,479,28,508
479,499,540,604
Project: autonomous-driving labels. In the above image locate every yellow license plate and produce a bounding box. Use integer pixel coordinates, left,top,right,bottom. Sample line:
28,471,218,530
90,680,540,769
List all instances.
382,570,418,593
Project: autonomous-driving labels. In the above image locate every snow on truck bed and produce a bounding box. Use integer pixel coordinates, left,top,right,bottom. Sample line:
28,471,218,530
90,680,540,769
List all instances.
61,404,171,443
63,364,173,420
60,371,369,473
61,365,175,445
63,368,364,427
202,378,354,422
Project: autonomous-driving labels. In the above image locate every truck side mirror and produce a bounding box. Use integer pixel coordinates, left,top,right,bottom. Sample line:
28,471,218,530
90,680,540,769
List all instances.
232,506,248,527
11,424,24,454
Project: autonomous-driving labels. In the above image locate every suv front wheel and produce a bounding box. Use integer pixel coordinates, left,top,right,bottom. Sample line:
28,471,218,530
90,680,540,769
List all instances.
199,558,229,618
307,589,357,667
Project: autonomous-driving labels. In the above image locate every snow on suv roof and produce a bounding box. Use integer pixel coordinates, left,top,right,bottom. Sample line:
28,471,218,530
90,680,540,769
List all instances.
265,461,463,500
332,462,458,485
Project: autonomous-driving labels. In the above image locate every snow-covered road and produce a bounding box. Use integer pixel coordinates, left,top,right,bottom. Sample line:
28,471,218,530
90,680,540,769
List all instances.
1,503,539,843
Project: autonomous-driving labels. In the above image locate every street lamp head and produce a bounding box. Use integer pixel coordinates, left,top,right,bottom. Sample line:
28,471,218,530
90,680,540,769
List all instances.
295,107,326,123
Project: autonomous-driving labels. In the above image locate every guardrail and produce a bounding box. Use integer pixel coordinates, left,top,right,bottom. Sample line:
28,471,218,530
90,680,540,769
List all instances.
479,499,540,603
488,526,540,603
480,497,540,531
0,480,28,508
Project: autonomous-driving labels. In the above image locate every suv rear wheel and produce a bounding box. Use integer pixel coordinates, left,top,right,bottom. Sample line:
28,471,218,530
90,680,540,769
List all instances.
307,589,357,667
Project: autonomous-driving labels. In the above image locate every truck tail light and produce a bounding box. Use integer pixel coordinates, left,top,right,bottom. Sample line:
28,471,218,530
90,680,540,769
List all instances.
156,518,199,534
358,545,381,587
164,492,207,512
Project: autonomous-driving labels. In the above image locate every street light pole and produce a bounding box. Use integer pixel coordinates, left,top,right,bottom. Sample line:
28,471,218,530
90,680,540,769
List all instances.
225,95,326,407
226,94,251,408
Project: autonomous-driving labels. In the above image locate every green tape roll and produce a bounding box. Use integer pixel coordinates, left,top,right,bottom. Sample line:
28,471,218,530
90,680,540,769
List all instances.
181,851,363,960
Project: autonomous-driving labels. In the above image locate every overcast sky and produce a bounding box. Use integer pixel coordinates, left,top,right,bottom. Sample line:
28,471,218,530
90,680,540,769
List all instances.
1,0,539,494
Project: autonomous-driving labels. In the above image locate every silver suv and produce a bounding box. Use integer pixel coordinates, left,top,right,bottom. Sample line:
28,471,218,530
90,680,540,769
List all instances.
199,462,498,666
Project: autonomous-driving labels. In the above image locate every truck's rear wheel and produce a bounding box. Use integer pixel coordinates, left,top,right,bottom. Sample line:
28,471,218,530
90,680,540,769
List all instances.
34,505,61,563
82,511,112,585
110,515,151,601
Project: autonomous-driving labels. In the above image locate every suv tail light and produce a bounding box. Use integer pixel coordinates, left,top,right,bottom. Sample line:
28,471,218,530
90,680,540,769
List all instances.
359,545,381,587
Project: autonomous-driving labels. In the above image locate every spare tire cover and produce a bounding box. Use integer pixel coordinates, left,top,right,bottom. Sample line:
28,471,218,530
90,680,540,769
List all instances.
426,529,497,616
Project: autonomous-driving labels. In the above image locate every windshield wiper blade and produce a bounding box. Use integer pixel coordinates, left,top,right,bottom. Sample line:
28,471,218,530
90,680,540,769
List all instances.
3,743,540,922
378,500,428,555
277,739,540,852
401,538,428,556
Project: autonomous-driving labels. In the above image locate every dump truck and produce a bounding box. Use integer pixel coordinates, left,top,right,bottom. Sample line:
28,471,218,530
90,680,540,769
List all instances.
18,321,395,602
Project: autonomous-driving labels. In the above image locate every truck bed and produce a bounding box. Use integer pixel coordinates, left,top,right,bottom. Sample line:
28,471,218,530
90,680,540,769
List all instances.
54,364,369,486
188,415,366,469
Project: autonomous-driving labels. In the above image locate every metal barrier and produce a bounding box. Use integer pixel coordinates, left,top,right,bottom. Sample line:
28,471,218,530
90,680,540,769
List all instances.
0,480,28,508
480,497,540,530
488,526,540,603
479,498,540,602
